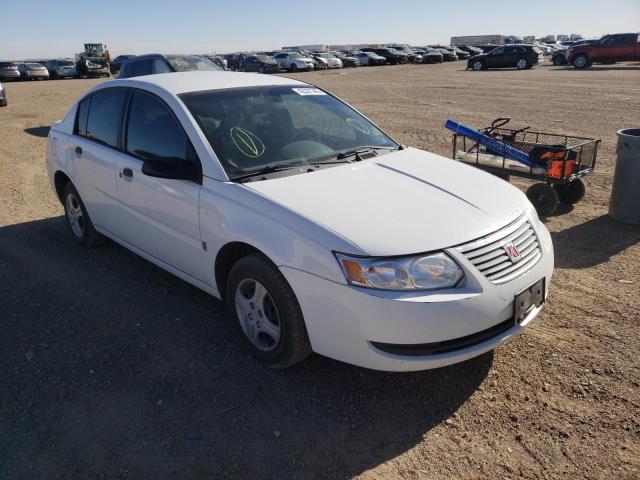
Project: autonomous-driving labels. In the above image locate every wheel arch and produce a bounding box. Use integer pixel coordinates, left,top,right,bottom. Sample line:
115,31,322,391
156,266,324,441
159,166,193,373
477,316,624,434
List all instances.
54,170,72,204
215,241,276,300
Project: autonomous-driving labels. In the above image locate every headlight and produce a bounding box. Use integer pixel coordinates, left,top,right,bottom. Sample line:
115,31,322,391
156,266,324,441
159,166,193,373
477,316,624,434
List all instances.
335,252,464,291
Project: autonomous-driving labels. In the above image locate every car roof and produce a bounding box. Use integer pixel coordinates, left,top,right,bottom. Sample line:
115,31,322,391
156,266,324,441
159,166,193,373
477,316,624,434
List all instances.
107,70,307,95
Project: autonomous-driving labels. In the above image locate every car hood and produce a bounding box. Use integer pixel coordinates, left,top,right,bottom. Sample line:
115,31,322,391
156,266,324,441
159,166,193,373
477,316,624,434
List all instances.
469,53,487,60
245,148,528,256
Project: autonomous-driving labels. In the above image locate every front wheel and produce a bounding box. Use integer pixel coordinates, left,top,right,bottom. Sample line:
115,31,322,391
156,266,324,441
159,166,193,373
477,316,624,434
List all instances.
290,63,297,72
572,54,589,69
516,58,529,70
552,55,565,66
226,253,312,368
472,60,484,71
62,182,104,246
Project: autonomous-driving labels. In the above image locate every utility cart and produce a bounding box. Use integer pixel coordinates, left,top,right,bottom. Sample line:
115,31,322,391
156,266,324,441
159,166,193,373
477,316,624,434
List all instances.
449,118,600,216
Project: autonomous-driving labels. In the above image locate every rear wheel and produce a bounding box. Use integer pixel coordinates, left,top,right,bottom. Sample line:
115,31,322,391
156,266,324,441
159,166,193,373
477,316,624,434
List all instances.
572,54,589,69
62,183,104,246
526,183,559,217
516,58,529,70
555,179,586,205
226,253,312,368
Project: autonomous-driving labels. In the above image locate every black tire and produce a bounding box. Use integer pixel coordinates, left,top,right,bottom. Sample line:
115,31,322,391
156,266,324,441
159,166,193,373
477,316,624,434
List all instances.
290,63,297,72
516,58,529,70
61,182,104,247
471,60,484,71
258,66,265,74
526,183,559,217
572,54,590,69
552,55,565,66
555,179,586,205
226,253,312,368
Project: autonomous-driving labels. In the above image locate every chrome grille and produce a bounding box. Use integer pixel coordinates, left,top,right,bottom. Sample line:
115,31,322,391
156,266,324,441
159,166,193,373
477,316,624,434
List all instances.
456,215,541,285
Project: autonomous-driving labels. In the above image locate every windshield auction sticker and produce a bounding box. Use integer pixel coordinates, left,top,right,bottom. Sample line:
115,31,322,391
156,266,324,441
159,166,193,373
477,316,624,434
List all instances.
230,127,265,158
292,87,326,96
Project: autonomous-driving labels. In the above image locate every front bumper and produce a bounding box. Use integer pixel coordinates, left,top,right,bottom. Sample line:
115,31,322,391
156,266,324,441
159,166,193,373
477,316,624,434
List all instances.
0,71,21,80
25,72,49,79
280,217,554,371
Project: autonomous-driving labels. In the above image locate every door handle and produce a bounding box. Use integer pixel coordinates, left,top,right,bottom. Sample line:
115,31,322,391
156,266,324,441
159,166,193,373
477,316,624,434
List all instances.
75,146,82,155
122,168,133,178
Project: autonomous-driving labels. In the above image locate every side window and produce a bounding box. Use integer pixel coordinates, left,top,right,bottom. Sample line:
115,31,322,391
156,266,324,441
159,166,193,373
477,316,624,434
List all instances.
151,58,172,74
133,60,152,77
75,97,91,137
86,89,128,148
126,91,189,162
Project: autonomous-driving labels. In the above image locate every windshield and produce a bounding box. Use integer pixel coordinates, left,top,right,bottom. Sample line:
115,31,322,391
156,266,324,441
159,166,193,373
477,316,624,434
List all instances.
289,53,304,59
27,63,44,68
180,85,398,179
58,60,74,66
167,55,222,72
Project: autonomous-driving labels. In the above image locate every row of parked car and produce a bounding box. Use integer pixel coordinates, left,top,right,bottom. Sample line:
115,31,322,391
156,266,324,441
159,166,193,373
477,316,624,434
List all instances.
0,56,112,82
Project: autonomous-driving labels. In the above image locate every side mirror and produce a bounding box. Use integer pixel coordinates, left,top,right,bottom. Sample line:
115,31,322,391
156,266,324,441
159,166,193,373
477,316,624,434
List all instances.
141,157,201,182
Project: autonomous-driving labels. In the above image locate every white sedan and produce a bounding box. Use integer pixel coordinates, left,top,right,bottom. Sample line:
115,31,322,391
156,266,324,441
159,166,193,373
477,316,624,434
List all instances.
46,71,553,371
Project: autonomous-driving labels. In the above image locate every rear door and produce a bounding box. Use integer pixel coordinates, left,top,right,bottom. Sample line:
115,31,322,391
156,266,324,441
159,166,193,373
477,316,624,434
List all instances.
71,88,129,234
113,89,204,280
594,35,633,61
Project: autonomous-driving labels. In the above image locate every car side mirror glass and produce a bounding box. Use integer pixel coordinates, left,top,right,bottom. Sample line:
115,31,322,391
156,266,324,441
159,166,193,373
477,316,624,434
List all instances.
141,157,201,182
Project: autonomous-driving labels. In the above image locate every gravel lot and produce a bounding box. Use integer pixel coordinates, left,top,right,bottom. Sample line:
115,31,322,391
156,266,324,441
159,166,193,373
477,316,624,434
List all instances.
1,60,639,479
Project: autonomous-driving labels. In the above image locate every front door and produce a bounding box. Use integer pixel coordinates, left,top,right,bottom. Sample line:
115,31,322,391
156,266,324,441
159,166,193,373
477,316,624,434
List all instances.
114,89,205,281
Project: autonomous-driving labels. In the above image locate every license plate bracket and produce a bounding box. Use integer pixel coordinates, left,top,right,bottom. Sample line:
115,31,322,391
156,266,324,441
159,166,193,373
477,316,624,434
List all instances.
514,278,545,324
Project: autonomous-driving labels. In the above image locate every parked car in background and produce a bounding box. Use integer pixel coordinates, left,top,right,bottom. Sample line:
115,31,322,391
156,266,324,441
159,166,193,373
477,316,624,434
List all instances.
76,57,110,78
468,45,543,71
240,55,279,73
385,45,418,63
203,55,228,70
44,59,78,79
110,55,136,74
420,48,444,63
354,51,386,66
307,53,329,70
429,46,457,61
223,53,248,71
0,62,21,81
451,47,470,60
455,45,483,56
0,82,7,106
362,47,407,64
568,33,640,68
119,54,222,78
46,70,553,372
273,52,315,72
18,62,49,80
331,52,359,67
552,39,597,66
316,53,343,69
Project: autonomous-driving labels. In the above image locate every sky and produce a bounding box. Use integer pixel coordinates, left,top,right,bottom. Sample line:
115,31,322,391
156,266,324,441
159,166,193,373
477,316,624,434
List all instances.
1,0,638,59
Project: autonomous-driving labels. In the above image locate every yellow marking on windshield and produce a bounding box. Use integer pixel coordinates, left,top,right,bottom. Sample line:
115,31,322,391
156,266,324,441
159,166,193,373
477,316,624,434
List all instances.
230,127,265,158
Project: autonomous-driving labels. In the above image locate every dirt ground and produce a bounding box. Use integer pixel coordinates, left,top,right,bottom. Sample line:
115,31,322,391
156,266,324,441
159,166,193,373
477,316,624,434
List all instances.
1,60,639,479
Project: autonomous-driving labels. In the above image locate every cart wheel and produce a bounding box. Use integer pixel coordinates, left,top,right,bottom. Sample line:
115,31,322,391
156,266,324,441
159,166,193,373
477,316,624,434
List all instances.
526,183,559,216
555,179,586,205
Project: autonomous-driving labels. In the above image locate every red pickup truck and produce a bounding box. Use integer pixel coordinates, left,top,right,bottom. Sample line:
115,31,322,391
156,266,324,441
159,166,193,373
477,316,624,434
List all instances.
569,33,640,68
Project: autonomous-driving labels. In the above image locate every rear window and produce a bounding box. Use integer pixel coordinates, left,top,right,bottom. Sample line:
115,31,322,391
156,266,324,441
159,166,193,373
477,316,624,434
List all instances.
166,55,222,72
27,63,43,68
58,60,74,66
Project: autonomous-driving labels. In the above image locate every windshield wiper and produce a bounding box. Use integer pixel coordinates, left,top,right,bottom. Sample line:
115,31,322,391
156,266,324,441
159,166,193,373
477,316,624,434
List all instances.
230,162,308,182
336,146,398,161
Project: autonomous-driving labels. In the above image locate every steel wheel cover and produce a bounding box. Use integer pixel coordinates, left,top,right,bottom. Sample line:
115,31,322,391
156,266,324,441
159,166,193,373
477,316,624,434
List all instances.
235,278,282,352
